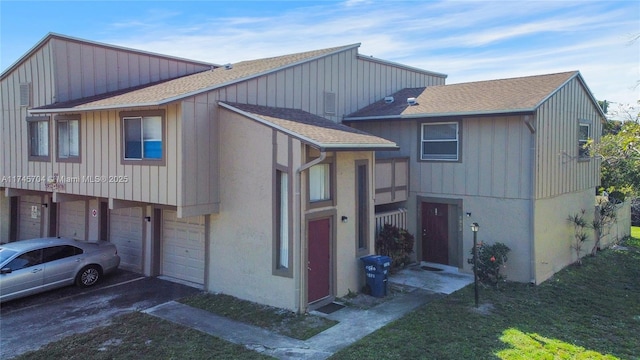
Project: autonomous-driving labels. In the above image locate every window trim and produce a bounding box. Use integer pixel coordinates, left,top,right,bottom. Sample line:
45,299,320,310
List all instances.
120,110,166,166
355,159,370,255
578,121,591,159
419,121,461,162
26,116,51,162
307,156,336,209
55,115,81,163
273,165,293,277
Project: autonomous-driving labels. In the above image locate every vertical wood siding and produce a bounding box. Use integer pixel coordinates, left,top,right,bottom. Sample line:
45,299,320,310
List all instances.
49,38,211,103
534,78,602,199
3,40,444,216
354,116,533,199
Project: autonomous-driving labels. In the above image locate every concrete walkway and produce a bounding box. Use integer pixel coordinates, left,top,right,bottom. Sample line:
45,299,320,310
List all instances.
143,287,440,360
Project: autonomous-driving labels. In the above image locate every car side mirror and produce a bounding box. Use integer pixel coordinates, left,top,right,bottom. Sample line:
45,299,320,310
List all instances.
0,267,12,274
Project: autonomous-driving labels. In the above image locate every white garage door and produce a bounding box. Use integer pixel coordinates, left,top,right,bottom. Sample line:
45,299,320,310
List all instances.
19,195,42,240
110,207,143,272
59,200,86,240
162,210,205,284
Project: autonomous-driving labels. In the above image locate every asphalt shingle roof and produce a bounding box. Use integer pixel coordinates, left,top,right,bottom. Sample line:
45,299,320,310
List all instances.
34,44,360,112
346,71,579,119
221,102,397,151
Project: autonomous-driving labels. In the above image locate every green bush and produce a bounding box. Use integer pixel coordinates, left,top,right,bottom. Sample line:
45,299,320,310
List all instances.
375,224,415,269
467,242,511,287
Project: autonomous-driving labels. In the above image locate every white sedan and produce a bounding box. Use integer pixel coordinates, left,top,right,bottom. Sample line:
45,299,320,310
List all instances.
0,237,120,302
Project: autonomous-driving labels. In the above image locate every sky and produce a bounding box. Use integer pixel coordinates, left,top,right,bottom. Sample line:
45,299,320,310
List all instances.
1,0,639,117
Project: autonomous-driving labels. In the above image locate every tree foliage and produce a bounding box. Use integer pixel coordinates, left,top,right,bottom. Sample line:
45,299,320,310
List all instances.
590,117,640,197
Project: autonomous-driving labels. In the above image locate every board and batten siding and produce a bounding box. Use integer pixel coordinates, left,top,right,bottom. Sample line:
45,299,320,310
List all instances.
1,41,55,190
352,116,533,200
210,48,445,124
534,77,602,199
47,36,212,103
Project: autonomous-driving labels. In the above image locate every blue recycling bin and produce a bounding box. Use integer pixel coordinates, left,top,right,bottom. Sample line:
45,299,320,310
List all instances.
361,255,392,297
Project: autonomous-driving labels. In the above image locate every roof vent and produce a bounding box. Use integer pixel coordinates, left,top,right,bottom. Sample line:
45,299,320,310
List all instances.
407,97,418,106
224,63,233,70
384,96,394,104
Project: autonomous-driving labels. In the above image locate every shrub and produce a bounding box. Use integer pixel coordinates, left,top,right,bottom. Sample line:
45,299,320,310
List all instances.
375,224,415,269
467,242,511,287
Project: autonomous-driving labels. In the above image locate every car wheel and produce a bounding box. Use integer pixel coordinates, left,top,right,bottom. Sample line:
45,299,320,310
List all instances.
76,265,101,287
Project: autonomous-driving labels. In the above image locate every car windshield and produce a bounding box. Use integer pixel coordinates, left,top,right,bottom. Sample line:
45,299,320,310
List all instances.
0,248,18,265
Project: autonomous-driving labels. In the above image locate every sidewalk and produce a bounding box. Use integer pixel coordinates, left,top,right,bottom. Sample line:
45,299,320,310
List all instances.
143,287,441,360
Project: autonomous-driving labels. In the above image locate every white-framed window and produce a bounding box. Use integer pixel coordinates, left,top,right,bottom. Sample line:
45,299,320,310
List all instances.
420,122,459,161
355,160,369,253
121,110,164,163
578,123,590,157
27,116,50,161
274,168,292,277
309,163,331,202
277,170,289,269
56,116,80,162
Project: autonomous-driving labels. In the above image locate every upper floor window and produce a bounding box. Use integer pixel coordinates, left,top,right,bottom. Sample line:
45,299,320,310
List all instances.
121,110,165,164
56,115,80,162
27,116,50,161
578,122,591,158
421,122,459,161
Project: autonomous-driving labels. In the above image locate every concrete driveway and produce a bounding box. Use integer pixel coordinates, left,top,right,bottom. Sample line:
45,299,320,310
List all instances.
0,270,202,359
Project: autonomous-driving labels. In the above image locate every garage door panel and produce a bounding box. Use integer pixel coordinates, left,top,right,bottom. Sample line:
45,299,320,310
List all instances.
162,210,204,284
59,201,86,241
110,207,143,272
19,196,42,240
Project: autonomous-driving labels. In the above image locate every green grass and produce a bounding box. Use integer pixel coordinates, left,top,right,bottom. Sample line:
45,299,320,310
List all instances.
179,293,337,340
331,245,640,360
14,312,273,360
629,226,640,247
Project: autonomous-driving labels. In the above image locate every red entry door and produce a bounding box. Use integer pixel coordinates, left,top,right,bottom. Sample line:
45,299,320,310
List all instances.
308,218,331,303
422,202,449,265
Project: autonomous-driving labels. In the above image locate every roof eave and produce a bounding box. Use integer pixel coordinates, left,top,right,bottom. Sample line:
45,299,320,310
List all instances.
344,108,537,122
219,102,396,151
28,101,166,114
357,54,448,79
317,144,399,152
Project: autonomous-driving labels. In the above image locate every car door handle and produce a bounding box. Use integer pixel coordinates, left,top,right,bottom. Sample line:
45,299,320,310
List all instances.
31,268,43,273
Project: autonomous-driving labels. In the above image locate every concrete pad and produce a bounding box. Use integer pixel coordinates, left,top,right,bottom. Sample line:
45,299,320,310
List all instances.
388,262,473,294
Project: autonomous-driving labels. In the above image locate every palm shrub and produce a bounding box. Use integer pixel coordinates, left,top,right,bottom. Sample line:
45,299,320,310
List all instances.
467,242,511,287
375,224,415,270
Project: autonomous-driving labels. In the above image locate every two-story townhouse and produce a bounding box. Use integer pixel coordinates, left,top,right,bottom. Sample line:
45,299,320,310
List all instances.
1,33,446,312
346,72,606,284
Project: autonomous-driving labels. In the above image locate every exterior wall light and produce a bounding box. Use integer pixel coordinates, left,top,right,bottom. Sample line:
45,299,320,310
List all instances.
471,222,479,307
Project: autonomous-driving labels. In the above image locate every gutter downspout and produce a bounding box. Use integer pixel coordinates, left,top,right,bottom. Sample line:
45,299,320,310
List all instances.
295,150,326,314
527,115,537,284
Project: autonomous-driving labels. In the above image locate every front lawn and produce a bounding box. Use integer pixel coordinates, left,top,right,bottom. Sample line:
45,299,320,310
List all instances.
331,236,640,359
14,312,273,360
179,292,337,340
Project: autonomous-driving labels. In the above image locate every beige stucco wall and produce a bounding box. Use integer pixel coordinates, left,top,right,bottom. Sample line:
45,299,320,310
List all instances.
208,109,298,310
458,196,533,283
533,188,595,283
599,198,631,248
332,151,375,297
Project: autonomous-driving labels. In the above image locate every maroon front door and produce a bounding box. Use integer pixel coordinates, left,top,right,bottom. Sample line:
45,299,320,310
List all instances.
422,202,449,264
308,218,331,303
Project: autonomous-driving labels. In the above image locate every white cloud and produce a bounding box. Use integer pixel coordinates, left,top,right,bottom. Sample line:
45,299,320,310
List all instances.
14,0,634,105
